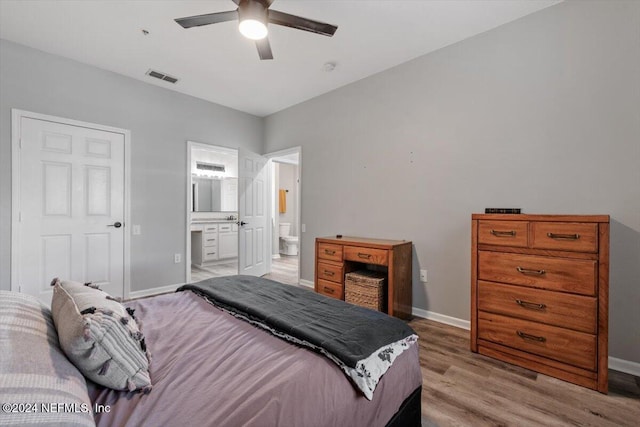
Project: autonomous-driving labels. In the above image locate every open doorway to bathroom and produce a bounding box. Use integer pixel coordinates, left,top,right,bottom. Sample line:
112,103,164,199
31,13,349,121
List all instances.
265,148,301,286
186,142,239,284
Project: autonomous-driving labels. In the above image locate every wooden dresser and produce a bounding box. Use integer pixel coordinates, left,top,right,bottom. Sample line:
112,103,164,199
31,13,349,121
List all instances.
471,214,610,392
314,236,413,320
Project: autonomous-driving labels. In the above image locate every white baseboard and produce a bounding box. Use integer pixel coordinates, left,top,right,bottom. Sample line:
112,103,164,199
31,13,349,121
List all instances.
272,254,281,259
412,307,640,376
299,279,314,289
128,282,184,300
412,307,471,330
609,357,640,377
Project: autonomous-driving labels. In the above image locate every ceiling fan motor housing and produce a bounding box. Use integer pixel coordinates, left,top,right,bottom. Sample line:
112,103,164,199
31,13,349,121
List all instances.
238,0,269,25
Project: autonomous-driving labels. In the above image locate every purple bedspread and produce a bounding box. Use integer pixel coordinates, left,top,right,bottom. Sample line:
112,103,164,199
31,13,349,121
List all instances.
88,291,422,427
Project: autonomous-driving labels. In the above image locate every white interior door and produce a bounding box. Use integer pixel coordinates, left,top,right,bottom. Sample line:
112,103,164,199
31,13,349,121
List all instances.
14,114,126,304
238,148,268,277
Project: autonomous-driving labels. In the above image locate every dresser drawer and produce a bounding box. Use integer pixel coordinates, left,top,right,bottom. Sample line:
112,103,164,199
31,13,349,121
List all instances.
317,261,343,283
204,224,218,233
317,279,344,300
478,220,528,247
478,251,596,296
344,246,388,266
531,222,598,253
478,281,597,333
203,233,217,247
478,312,596,371
318,243,343,262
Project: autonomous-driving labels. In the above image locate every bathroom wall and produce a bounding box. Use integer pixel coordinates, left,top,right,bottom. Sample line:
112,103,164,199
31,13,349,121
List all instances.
278,162,298,237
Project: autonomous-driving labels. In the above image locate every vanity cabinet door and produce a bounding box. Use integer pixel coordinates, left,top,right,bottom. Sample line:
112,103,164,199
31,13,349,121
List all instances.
219,231,238,259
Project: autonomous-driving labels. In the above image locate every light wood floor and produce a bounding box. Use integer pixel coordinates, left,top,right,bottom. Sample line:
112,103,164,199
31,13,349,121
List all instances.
262,255,299,285
190,255,299,285
409,317,640,426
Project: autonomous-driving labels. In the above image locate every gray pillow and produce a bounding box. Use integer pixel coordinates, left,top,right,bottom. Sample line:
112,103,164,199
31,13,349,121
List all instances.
0,291,96,426
50,279,151,392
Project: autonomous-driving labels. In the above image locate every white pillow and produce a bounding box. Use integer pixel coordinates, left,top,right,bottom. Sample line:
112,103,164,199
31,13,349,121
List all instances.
50,279,151,392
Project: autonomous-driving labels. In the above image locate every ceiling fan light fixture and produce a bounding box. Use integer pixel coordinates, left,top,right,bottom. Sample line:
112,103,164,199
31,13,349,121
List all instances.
238,0,268,40
239,19,268,40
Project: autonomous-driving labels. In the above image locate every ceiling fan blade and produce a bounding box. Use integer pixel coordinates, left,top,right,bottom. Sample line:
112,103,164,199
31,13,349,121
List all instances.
256,37,273,60
268,9,337,37
175,10,238,29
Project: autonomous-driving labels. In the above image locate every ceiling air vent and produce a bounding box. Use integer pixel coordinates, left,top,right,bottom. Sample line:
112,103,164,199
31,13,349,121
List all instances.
196,162,225,173
146,69,179,84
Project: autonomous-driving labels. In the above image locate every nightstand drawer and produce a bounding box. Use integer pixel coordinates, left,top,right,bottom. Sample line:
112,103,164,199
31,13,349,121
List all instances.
317,279,343,300
531,222,598,253
478,281,597,333
317,261,343,283
478,311,596,371
478,220,528,247
478,251,596,296
344,246,388,266
318,243,343,262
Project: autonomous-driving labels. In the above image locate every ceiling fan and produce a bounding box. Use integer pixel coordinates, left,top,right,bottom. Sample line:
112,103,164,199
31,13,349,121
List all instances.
175,0,338,60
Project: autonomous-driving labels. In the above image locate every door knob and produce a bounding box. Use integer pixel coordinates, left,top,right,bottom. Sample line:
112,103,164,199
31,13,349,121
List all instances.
107,222,123,228
238,221,248,226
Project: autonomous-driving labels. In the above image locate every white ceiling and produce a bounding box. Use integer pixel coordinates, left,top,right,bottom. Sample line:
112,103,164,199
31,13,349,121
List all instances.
0,0,561,117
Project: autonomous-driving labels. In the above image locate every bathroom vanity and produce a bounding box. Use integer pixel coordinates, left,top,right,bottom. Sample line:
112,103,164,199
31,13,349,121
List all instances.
191,220,238,265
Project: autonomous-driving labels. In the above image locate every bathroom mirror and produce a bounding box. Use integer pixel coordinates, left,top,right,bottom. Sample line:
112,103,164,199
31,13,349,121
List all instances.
192,176,238,212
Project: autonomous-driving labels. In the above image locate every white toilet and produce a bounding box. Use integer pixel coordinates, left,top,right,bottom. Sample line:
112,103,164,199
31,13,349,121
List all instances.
279,222,298,256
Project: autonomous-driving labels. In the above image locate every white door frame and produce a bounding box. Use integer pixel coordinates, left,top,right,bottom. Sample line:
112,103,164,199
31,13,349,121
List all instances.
11,109,132,298
265,146,302,285
185,141,239,284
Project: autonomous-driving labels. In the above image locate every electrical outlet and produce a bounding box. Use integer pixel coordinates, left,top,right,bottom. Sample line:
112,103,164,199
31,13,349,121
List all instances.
301,224,306,233
174,253,181,263
133,225,141,235
420,269,428,283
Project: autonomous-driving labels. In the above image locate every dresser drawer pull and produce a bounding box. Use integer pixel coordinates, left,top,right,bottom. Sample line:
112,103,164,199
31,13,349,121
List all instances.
323,286,335,294
547,232,580,240
515,299,546,310
358,253,372,259
323,270,335,276
206,239,216,242
490,230,516,237
516,266,546,275
324,249,336,255
516,331,546,342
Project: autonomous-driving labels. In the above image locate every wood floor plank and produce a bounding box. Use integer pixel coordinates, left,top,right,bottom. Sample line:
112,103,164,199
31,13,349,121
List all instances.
409,317,640,426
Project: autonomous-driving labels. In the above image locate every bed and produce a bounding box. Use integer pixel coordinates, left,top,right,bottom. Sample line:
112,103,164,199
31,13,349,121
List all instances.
1,275,422,427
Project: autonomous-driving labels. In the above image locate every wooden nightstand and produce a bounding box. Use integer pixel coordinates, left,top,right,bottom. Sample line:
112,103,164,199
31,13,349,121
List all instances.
314,236,413,319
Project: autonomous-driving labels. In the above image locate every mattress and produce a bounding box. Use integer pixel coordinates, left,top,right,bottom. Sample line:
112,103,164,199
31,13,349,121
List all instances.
88,291,422,427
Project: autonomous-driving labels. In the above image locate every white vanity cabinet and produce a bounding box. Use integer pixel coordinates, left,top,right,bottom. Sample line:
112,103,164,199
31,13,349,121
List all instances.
218,223,238,260
201,224,218,262
191,223,218,265
191,221,237,266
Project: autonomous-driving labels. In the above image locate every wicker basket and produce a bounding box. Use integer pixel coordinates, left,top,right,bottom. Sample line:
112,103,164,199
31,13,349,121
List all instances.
345,270,386,311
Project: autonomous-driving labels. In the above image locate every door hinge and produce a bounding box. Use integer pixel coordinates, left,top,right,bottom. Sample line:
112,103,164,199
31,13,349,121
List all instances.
19,138,22,149
18,285,22,293
18,211,22,222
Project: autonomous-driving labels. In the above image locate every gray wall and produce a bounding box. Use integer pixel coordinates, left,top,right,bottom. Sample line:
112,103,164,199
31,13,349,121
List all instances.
0,39,262,292
264,1,640,363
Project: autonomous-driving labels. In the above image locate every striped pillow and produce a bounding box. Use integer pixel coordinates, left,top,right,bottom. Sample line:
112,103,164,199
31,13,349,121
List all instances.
50,280,151,393
0,291,95,426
